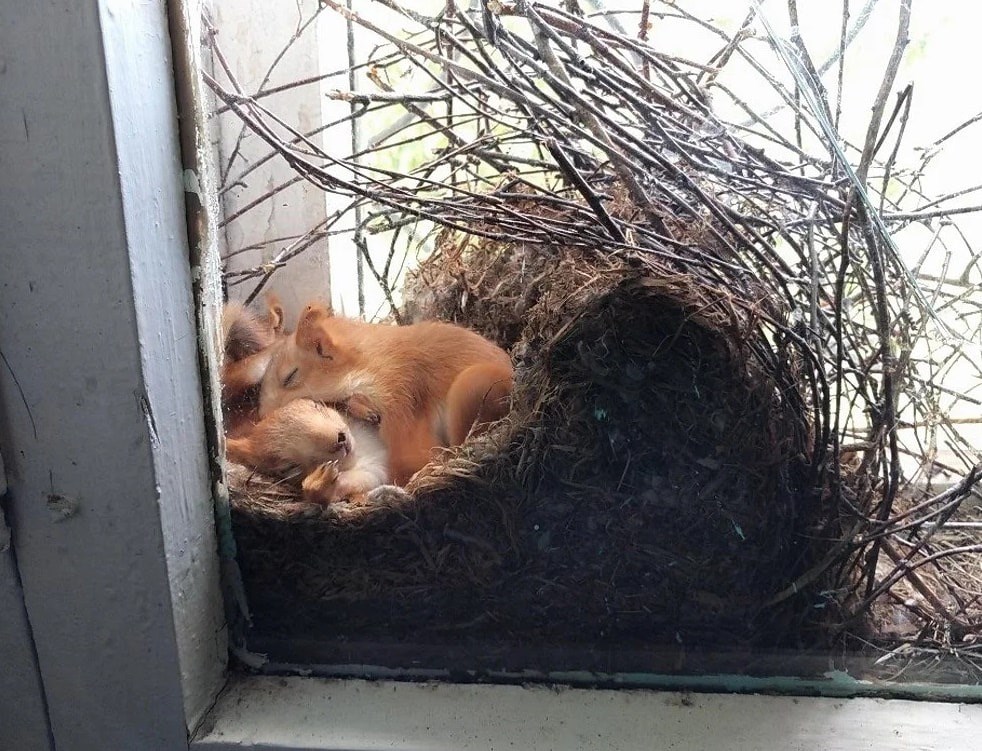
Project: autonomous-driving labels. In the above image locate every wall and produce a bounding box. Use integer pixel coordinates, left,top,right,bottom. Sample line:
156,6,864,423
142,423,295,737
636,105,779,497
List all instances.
0,454,52,751
0,1,225,748
209,0,333,325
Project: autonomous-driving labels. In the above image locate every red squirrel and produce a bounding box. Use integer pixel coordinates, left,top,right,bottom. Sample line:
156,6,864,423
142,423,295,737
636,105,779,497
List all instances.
225,302,514,485
225,398,389,505
222,299,284,362
222,301,389,504
221,299,285,439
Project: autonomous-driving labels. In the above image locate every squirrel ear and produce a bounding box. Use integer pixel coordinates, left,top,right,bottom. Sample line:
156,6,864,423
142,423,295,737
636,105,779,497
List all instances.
297,304,335,359
265,293,286,334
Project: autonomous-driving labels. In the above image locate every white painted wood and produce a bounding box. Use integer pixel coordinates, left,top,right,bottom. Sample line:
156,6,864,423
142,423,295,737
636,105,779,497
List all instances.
193,675,982,751
210,0,332,326
124,0,229,730
315,5,427,321
316,10,362,319
209,0,402,321
170,0,230,479
0,1,224,748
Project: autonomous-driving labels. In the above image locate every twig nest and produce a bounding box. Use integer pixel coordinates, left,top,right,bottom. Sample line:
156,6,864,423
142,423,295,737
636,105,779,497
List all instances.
231,223,824,648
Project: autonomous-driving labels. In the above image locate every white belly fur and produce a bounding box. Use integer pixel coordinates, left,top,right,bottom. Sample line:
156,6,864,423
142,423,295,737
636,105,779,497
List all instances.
346,419,390,486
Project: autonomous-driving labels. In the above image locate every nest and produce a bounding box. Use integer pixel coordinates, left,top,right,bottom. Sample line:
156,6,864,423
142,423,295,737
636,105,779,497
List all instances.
211,1,982,673
231,203,826,649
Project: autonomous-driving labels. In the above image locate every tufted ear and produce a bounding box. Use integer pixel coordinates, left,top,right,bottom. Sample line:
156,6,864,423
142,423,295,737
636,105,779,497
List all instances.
296,303,336,360
265,293,286,334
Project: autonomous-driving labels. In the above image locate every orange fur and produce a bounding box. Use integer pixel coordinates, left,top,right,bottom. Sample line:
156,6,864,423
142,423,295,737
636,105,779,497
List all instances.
222,299,284,361
256,303,514,484
226,399,389,505
221,300,391,504
220,296,290,441
443,362,513,445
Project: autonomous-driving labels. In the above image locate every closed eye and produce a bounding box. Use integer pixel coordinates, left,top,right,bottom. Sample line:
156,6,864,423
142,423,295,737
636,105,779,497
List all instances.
282,367,299,388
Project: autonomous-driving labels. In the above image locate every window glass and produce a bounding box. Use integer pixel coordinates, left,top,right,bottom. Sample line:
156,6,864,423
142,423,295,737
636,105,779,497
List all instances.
205,0,982,694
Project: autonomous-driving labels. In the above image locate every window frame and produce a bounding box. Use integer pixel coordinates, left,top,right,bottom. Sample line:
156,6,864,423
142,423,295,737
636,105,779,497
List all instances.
1,2,978,750
0,0,225,747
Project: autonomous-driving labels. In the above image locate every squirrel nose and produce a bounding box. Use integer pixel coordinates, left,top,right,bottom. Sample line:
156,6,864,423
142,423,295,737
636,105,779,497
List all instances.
337,431,347,445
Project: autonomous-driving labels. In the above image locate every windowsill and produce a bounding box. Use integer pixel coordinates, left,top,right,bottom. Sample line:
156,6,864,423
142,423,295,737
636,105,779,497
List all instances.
191,674,982,751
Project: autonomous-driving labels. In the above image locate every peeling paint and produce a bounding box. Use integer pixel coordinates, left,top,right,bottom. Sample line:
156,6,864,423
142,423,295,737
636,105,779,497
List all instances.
183,168,203,204
46,493,79,522
135,390,159,449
